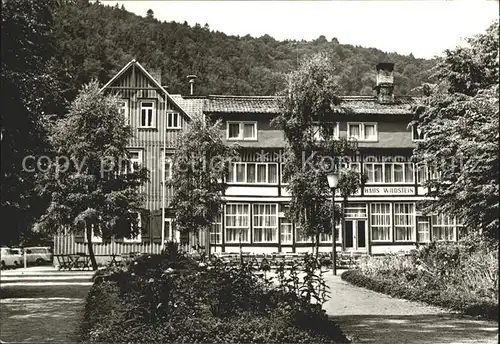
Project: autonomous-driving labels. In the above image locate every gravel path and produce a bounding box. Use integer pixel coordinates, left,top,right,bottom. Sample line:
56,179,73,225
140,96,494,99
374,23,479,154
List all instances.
322,273,498,344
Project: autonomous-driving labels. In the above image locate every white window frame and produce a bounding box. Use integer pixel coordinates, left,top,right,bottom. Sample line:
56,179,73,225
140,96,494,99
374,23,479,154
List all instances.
126,150,143,174
162,152,173,182
118,99,129,124
280,218,293,244
412,123,426,142
319,221,342,243
225,203,250,243
417,216,431,243
364,162,414,184
166,112,181,129
164,218,178,242
431,215,461,242
227,162,278,184
124,213,142,243
416,164,428,184
394,203,415,242
347,122,378,142
226,121,257,141
139,100,156,128
253,203,278,243
370,203,392,242
312,122,339,141
210,212,223,244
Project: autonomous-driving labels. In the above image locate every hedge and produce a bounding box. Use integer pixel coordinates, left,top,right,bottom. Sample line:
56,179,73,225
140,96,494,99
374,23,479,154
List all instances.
342,269,498,321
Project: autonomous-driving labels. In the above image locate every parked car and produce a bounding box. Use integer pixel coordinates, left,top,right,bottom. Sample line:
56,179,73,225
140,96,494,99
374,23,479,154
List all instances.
0,247,23,269
24,246,53,265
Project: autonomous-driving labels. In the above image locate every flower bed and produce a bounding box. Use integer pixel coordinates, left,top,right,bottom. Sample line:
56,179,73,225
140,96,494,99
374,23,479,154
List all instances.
80,245,349,343
342,240,498,321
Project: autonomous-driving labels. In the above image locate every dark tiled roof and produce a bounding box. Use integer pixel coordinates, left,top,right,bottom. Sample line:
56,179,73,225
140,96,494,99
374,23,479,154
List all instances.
170,95,205,118
337,96,416,115
205,95,280,114
177,94,417,116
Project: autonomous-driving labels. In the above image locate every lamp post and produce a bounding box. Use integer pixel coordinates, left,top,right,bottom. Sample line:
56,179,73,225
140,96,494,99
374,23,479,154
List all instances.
326,171,339,275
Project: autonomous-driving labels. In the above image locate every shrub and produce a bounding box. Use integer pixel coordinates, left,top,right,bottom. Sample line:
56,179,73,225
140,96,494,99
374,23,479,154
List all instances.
80,252,348,343
343,240,498,320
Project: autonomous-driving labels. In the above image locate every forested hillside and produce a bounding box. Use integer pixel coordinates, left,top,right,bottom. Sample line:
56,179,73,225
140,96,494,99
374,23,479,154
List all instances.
52,0,436,101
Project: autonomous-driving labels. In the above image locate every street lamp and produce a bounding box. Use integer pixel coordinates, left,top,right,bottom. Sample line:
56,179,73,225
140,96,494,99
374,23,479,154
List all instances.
326,171,339,275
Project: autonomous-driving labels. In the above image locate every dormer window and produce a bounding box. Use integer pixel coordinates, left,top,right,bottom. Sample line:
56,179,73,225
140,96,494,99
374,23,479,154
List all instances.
227,121,257,140
139,100,156,128
412,123,426,141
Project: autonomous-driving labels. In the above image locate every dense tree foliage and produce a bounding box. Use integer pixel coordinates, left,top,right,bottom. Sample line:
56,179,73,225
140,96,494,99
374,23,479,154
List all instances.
36,82,149,269
168,117,236,254
50,0,436,101
413,21,499,240
0,0,63,245
273,54,364,254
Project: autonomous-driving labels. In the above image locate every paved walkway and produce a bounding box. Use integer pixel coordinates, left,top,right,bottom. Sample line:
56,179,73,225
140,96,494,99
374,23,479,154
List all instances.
323,272,498,344
1,267,94,343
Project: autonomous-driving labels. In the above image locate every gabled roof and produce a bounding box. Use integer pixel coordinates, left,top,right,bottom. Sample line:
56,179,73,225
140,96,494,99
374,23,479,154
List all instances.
203,94,416,115
204,95,280,114
99,59,192,120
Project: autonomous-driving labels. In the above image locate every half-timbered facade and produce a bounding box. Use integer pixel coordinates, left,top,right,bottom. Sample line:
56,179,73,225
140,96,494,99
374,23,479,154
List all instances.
54,60,462,260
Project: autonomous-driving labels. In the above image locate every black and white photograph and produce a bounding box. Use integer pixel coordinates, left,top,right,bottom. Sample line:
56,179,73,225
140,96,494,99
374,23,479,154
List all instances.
1,0,498,343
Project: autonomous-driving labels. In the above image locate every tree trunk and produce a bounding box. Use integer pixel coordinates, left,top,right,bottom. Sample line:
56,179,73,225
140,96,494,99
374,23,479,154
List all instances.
315,233,320,257
85,224,98,270
205,227,211,258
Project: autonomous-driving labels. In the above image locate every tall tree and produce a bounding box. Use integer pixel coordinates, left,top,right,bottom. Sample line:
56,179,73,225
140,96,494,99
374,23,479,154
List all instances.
168,116,236,256
36,82,149,269
273,53,364,255
1,0,62,245
413,20,499,240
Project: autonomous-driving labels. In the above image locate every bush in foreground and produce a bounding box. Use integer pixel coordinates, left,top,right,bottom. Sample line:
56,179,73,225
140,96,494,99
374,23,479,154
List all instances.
342,239,498,321
81,245,348,343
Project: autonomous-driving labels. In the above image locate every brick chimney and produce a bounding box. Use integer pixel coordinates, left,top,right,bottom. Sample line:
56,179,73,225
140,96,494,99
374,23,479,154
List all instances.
186,75,197,95
374,62,394,104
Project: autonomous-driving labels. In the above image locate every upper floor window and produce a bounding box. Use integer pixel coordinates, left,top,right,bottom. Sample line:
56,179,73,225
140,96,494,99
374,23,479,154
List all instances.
167,112,181,129
412,123,426,141
364,162,414,184
227,162,278,184
227,121,257,140
348,122,378,141
139,100,156,128
117,100,129,123
312,122,339,141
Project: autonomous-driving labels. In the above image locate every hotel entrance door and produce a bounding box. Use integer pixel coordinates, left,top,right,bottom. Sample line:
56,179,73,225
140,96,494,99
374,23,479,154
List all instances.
344,219,367,252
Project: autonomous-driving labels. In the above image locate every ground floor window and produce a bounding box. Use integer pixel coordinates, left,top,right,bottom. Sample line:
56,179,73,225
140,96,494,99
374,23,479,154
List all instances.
280,218,293,244
417,216,431,242
370,203,391,241
210,213,222,244
432,214,461,241
124,213,142,242
253,204,278,242
225,204,250,243
394,203,415,241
